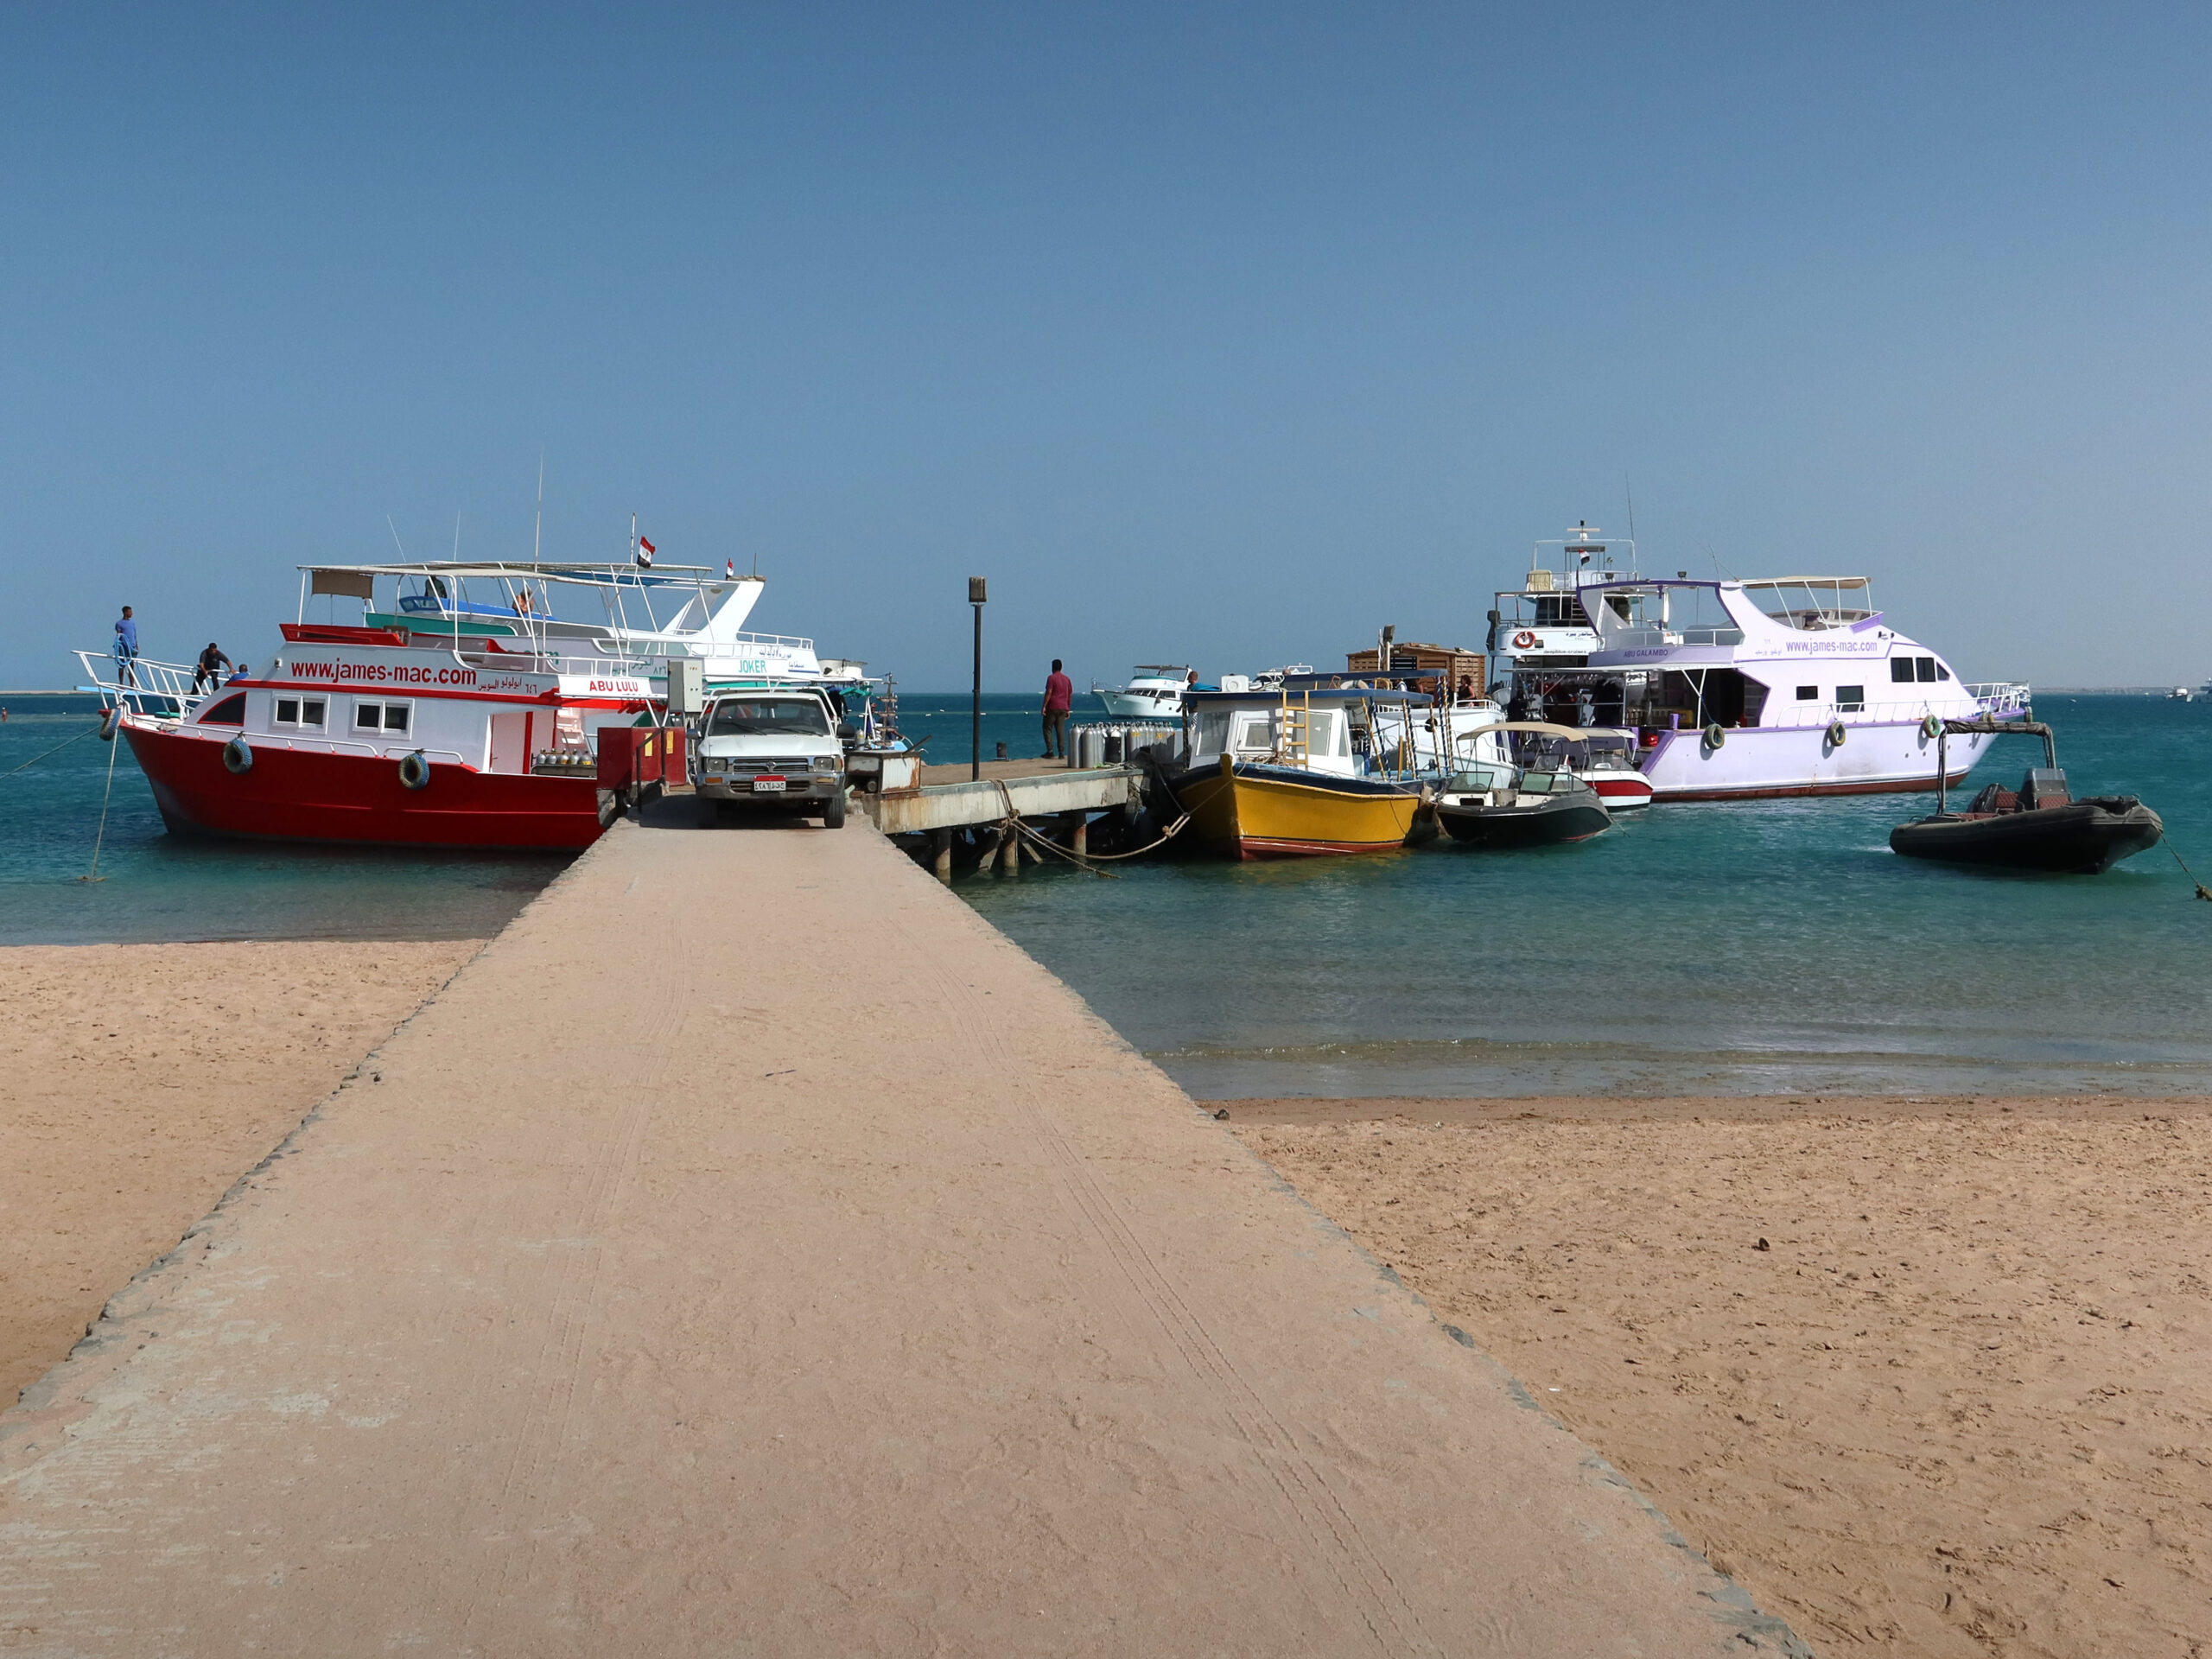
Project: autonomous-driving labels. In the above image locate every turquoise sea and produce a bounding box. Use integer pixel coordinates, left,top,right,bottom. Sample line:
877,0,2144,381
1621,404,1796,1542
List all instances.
956,695,2212,1098
4,693,2207,1096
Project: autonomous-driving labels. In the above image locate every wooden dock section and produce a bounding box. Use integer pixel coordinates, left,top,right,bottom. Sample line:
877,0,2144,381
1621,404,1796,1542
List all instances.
0,816,1802,1656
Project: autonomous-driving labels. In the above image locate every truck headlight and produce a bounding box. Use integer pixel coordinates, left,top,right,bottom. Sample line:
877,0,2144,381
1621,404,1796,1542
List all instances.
816,757,842,773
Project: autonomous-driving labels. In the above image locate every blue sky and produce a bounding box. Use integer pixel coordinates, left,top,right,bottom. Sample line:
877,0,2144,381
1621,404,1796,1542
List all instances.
5,3,2208,690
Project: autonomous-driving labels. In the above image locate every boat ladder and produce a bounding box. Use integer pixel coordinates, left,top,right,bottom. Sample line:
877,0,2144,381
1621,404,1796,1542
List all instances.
1274,690,1312,765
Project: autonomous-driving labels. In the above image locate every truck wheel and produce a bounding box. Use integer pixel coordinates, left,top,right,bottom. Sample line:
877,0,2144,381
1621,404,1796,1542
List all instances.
822,790,846,830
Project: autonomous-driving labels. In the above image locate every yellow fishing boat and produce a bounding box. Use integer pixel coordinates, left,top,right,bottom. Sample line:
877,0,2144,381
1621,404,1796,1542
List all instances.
1161,689,1433,858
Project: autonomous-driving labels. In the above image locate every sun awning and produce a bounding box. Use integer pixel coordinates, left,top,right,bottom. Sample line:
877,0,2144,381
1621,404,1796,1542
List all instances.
308,569,376,600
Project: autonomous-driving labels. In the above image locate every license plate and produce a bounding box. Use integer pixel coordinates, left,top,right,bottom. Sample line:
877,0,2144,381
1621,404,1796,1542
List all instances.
753,778,786,793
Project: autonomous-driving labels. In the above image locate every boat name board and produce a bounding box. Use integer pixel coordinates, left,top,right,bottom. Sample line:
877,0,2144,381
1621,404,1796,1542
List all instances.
285,656,485,687
557,673,654,697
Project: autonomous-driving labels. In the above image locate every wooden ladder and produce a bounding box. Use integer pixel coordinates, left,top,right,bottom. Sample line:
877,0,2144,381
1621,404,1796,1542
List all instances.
1275,690,1311,765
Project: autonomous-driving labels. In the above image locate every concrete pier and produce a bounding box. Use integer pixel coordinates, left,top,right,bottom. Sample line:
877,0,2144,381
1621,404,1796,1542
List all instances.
0,818,1801,1656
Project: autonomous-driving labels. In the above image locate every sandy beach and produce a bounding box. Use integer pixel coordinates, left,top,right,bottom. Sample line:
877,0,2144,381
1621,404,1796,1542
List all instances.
9,935,2209,1653
1228,1096,2212,1659
0,940,481,1406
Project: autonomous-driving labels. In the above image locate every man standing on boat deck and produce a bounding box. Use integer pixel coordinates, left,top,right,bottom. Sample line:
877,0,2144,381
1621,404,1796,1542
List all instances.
1042,659,1073,761
112,606,139,686
192,643,232,695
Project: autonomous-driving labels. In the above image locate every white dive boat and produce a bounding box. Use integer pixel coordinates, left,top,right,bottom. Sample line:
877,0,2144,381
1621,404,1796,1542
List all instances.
1494,556,2027,799
1094,665,1191,720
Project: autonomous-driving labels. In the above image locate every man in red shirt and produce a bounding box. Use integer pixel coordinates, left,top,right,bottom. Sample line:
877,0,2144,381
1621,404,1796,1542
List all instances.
1042,658,1074,760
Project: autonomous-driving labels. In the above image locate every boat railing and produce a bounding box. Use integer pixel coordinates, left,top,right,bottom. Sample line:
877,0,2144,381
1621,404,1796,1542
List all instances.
73,651,210,715
1967,682,2032,713
1603,626,1745,649
113,712,476,768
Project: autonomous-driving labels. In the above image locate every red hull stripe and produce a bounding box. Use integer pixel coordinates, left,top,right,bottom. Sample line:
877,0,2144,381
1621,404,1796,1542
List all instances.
124,726,606,851
251,677,650,711
1657,771,1971,803
1236,836,1404,859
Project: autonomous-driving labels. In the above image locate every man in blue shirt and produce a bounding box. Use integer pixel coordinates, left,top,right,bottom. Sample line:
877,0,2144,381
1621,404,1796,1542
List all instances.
113,607,139,685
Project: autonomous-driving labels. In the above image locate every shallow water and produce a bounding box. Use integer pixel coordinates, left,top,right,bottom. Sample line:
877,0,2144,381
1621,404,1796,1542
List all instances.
959,696,2212,1097
0,715,566,944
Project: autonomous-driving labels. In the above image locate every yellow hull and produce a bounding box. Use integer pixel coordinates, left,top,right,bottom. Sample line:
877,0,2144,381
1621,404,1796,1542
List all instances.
1173,761,1421,859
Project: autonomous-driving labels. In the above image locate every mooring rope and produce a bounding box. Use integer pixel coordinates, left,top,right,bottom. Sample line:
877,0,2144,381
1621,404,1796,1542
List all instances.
1,720,99,778
80,712,125,883
988,779,1190,876
2170,843,2212,903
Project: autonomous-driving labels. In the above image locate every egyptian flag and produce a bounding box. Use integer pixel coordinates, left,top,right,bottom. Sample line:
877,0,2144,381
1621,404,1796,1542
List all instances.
635,534,656,569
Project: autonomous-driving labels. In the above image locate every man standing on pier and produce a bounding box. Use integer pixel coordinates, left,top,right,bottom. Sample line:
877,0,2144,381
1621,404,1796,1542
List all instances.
1042,658,1072,760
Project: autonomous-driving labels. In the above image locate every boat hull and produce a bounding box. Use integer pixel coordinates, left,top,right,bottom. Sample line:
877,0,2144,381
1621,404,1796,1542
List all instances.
1438,792,1612,848
1889,802,2164,874
1167,760,1421,858
1097,690,1184,720
124,723,607,851
1642,721,1992,801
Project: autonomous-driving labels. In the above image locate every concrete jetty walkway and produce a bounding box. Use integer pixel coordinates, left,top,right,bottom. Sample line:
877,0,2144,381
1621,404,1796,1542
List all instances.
2,819,1802,1656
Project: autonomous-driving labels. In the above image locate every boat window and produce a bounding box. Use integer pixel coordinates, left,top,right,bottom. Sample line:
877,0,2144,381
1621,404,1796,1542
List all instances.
1235,715,1274,751
1796,685,1817,700
1891,658,1917,683
1936,663,1950,681
384,704,410,733
1195,710,1230,754
1836,685,1865,711
274,697,327,729
198,692,247,726
1916,657,1938,683
353,700,410,734
705,697,831,737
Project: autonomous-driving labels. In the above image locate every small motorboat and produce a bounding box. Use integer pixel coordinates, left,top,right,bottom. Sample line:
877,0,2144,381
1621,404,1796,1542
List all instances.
1436,722,1615,848
1889,719,2164,874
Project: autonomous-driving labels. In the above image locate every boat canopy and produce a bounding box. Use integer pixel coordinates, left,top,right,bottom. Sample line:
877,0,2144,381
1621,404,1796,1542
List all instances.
1737,576,1877,631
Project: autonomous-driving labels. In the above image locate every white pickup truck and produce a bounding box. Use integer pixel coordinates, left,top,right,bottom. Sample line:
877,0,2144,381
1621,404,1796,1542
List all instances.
693,688,849,829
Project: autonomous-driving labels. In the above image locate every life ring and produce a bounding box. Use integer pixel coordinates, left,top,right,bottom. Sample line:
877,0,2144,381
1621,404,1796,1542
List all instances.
98,707,120,741
1511,630,1539,651
1920,714,1942,740
397,750,431,791
1703,722,1726,749
221,736,252,775
1826,720,1847,747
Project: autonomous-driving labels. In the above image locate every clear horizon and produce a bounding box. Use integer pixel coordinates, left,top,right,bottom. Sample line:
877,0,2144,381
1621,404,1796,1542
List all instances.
7,4,2209,691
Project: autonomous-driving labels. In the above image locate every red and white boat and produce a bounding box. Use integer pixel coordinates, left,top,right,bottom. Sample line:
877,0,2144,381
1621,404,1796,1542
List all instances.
78,557,863,850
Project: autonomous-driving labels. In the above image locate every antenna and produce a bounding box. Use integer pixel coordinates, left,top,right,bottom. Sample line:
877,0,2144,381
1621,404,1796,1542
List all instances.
452,511,462,560
386,515,408,559
532,453,545,569
1624,478,1637,546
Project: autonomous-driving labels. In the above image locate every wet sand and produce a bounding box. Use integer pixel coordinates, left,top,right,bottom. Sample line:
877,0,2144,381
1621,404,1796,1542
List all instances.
1225,1095,2212,1658
0,940,481,1406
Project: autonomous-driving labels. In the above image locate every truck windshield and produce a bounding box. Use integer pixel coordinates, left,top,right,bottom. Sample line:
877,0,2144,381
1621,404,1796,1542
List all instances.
706,698,831,737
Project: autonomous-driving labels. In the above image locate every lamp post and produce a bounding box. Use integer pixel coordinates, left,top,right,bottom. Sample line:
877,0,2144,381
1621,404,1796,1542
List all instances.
969,576,987,781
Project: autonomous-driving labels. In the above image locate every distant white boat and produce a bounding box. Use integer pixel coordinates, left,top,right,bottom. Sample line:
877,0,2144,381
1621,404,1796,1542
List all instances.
1094,665,1189,720
2169,686,2194,702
